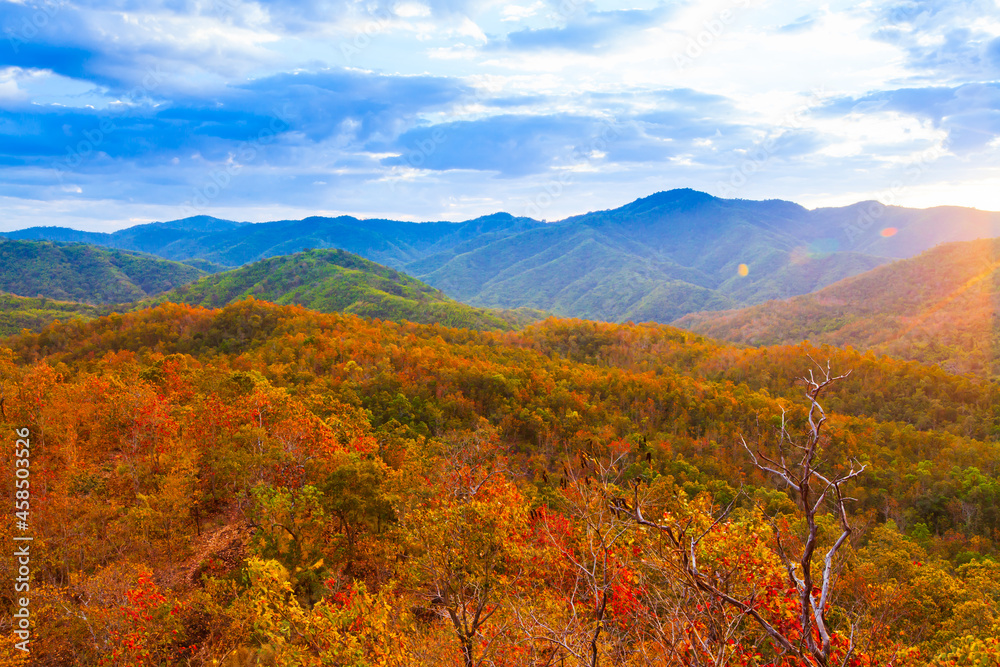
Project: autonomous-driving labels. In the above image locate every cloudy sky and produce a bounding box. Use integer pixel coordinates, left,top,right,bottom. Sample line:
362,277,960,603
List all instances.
1,0,999,231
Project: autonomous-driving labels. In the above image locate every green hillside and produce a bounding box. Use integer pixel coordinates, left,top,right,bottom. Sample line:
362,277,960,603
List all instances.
151,248,548,331
0,239,206,304
676,238,1000,376
410,191,890,321
0,292,104,336
10,190,1000,323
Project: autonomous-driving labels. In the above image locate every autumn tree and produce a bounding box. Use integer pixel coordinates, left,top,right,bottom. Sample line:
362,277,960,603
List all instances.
401,423,530,667
625,362,872,665
515,444,643,667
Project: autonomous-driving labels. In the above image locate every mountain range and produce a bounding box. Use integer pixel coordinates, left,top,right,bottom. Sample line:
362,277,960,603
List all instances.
677,237,1000,377
9,189,1000,323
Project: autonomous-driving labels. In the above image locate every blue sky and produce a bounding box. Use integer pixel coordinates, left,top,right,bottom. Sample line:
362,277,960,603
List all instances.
1,0,999,231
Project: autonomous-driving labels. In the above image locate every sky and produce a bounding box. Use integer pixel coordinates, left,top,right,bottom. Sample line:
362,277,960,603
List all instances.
1,0,999,231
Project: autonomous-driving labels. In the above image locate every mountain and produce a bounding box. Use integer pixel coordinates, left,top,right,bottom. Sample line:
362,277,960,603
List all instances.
4,212,545,269
4,215,248,254
808,201,1000,258
0,292,104,336
409,190,894,322
675,237,1000,376
149,248,548,331
8,190,1000,322
0,239,206,304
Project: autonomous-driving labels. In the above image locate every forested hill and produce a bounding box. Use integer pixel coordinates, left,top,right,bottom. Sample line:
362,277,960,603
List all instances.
4,301,1000,664
676,237,1000,377
0,244,547,334
0,239,206,304
148,248,548,332
3,212,545,270
9,189,1000,322
0,292,104,336
407,190,890,322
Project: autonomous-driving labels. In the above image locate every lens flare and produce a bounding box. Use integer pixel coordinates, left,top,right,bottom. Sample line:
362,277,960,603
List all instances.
880,227,898,237
737,263,749,277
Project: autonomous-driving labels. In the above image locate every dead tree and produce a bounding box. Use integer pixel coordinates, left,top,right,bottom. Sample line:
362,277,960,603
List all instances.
739,361,865,665
629,361,865,666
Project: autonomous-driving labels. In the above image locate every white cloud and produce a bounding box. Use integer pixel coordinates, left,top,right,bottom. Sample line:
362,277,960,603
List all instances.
395,2,432,18
0,0,997,230
0,68,28,102
501,2,544,21
811,110,947,159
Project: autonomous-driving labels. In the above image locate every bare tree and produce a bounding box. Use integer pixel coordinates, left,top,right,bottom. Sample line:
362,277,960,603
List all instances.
742,362,865,665
628,361,865,666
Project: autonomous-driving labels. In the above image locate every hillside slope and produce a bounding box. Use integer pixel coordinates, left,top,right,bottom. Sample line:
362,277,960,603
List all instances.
412,190,892,321
0,239,206,304
0,292,104,336
676,238,1000,376
151,248,547,331
8,190,1000,322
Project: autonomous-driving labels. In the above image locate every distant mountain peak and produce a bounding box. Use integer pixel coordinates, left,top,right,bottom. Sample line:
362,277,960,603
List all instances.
642,188,717,204
464,211,542,227
472,212,518,221
811,200,882,212
617,189,720,216
152,215,247,232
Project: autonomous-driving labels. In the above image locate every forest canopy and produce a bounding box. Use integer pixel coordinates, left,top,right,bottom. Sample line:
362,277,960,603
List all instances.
1,300,999,666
